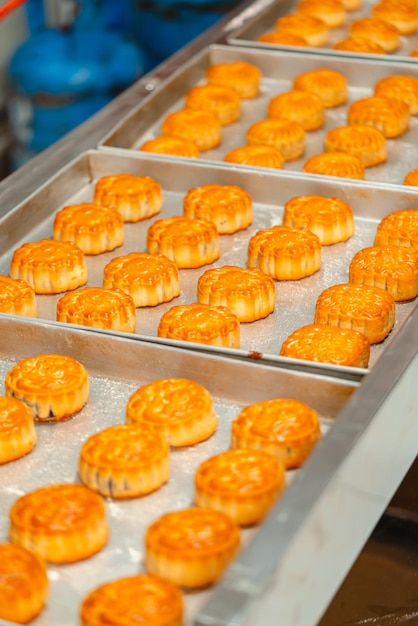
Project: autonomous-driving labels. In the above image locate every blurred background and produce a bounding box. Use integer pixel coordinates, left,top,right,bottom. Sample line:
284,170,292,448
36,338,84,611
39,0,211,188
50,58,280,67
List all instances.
0,0,237,180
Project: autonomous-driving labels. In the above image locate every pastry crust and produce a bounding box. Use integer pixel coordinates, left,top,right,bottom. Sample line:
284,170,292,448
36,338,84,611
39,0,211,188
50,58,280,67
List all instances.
349,17,400,52
158,302,240,348
374,209,418,249
53,202,124,254
161,109,221,151
0,395,36,464
371,1,418,35
0,275,37,317
231,398,322,469
332,36,385,54
275,13,329,46
197,265,275,322
293,68,348,107
126,377,218,447
282,194,355,245
246,118,306,161
80,575,183,626
10,239,87,294
404,168,418,186
185,84,241,125
267,89,325,131
145,507,240,588
340,0,362,9
280,323,370,367
79,424,169,498
194,449,285,526
57,286,136,332
5,353,89,422
206,61,262,99
324,125,387,167
349,245,418,301
139,135,200,158
103,252,180,307
257,31,309,46
348,96,410,138
9,483,109,563
303,151,365,180
94,174,162,223
224,144,285,169
296,0,347,28
374,75,418,115
248,225,321,280
314,283,396,343
147,216,220,269
183,183,253,234
0,543,48,625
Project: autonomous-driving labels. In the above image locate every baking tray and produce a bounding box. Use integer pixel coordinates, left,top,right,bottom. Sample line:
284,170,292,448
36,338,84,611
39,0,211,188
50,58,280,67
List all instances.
0,315,355,625
1,148,417,376
227,0,418,64
100,44,418,188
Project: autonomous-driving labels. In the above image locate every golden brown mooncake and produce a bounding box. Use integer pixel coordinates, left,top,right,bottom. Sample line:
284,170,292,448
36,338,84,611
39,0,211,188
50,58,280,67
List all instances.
0,275,37,317
296,0,347,28
53,202,124,254
183,183,253,234
197,265,275,322
410,46,418,57
340,0,362,9
145,507,240,588
267,89,325,131
280,323,370,368
80,575,183,626
248,225,321,280
10,239,87,295
185,84,241,125
194,449,285,526
0,543,48,625
324,124,387,167
374,209,418,249
371,0,418,35
347,96,411,138
282,194,355,245
293,68,348,107
147,216,220,269
246,118,306,161
332,36,385,54
56,286,136,332
257,31,309,46
314,283,396,344
223,144,285,169
79,423,169,498
349,17,400,52
349,245,418,301
161,109,221,151
158,302,240,348
139,135,200,158
126,377,218,447
205,61,262,99
302,151,365,180
103,252,180,307
404,168,418,186
0,395,36,464
94,174,163,223
374,75,418,115
5,353,89,422
231,397,322,469
9,483,109,563
275,13,329,46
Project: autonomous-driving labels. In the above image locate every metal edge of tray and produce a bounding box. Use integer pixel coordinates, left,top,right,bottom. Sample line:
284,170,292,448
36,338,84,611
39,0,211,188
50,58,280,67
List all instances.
193,304,418,626
226,0,418,66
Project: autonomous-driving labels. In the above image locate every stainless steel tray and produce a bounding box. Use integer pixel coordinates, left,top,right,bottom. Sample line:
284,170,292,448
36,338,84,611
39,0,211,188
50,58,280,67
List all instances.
0,315,355,625
227,0,418,64
100,44,418,187
1,149,417,375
